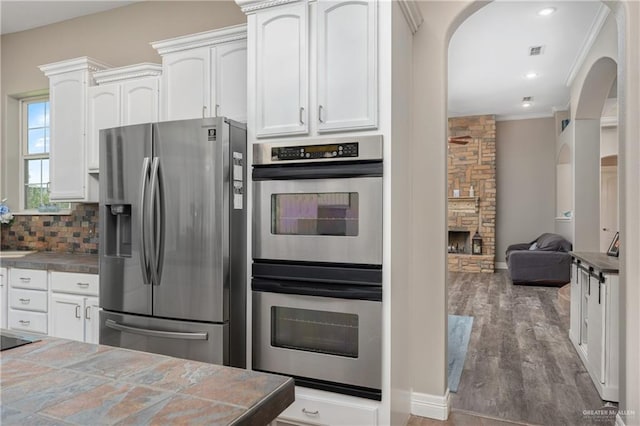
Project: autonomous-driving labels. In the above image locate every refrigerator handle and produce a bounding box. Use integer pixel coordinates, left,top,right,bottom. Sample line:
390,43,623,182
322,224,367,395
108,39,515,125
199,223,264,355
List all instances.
105,319,208,340
149,157,162,286
139,157,151,285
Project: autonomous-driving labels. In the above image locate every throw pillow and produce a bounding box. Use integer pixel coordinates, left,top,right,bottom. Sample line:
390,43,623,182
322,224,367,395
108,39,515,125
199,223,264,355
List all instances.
529,242,538,251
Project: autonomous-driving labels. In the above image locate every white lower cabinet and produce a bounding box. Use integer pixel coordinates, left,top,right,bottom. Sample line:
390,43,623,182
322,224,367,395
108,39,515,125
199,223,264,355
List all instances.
49,271,99,344
273,388,379,426
7,268,48,334
569,254,619,401
0,267,7,329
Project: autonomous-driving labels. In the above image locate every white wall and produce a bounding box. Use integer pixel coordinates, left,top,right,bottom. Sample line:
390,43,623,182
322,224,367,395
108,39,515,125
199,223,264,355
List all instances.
496,118,556,262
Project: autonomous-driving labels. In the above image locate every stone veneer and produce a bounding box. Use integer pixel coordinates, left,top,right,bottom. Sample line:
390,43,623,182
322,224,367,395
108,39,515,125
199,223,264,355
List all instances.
1,204,99,254
448,115,496,273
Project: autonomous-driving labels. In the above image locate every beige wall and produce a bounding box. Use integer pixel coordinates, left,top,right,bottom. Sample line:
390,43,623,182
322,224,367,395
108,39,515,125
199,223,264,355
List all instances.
1,1,245,207
495,118,556,263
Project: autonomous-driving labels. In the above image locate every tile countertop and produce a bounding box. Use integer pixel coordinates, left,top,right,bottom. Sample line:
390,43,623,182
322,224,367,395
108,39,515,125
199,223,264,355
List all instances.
0,335,294,425
0,251,99,274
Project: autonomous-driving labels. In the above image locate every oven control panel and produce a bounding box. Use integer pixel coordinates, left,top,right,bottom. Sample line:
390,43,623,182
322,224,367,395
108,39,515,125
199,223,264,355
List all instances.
271,142,359,161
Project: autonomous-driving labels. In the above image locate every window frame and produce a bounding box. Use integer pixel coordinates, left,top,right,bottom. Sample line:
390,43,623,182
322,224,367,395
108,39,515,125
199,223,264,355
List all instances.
18,95,71,214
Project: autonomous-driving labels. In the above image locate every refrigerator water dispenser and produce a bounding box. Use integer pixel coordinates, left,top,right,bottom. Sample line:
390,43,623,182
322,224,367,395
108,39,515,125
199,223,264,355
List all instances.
104,204,132,257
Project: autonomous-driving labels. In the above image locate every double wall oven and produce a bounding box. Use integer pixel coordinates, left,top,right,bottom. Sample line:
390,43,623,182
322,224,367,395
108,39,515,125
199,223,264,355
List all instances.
252,135,383,400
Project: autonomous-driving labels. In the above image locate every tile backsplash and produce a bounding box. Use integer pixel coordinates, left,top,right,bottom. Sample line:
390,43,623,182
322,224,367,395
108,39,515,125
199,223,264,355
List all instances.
0,204,99,254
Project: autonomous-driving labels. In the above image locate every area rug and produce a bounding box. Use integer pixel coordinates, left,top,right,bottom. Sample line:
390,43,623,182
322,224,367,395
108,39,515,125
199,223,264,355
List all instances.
448,314,473,393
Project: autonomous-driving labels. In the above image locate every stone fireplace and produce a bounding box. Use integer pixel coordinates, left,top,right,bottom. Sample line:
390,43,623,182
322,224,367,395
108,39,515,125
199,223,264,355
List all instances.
448,115,496,273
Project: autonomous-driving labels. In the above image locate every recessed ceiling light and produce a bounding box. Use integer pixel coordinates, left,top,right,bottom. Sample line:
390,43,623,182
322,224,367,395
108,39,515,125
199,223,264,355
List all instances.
525,72,538,79
538,7,556,16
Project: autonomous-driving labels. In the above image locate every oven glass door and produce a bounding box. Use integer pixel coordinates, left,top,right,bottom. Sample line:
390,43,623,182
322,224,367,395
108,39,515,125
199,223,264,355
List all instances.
254,177,382,265
252,290,382,391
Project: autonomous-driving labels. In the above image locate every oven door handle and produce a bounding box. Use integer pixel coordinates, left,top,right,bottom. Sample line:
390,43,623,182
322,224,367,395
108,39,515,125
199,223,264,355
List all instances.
252,161,382,180
252,278,382,301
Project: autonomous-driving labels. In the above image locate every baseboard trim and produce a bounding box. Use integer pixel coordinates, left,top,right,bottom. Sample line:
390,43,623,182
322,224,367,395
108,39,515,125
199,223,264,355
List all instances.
616,413,626,426
411,390,450,420
495,262,508,270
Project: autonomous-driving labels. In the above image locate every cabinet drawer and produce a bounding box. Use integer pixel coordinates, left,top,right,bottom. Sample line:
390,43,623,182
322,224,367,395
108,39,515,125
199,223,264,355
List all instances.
278,392,378,426
9,288,47,312
50,271,99,296
8,309,48,334
9,268,47,290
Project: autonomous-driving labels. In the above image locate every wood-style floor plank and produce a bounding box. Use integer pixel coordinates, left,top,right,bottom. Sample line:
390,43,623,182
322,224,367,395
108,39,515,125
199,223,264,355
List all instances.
425,270,618,426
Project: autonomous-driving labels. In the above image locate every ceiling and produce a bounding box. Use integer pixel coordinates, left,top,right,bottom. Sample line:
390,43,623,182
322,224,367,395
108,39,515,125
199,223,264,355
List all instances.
1,1,136,35
2,1,607,121
448,1,607,121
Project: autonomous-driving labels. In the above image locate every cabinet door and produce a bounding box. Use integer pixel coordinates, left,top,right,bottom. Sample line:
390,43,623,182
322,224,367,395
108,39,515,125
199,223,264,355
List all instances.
317,0,377,132
587,276,605,384
49,72,87,200
0,268,7,329
569,262,581,343
214,41,247,122
122,78,160,125
256,3,308,137
87,84,121,172
84,296,100,344
580,268,589,346
161,48,211,120
50,294,84,342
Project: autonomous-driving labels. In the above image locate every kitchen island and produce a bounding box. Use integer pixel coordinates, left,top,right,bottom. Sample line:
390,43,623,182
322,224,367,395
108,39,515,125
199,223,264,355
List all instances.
0,335,294,425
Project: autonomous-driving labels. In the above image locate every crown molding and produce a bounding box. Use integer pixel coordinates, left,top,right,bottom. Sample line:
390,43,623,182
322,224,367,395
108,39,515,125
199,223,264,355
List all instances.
565,4,610,88
397,0,423,34
151,24,247,55
495,112,555,122
235,0,299,14
600,116,618,127
93,63,162,85
39,57,111,76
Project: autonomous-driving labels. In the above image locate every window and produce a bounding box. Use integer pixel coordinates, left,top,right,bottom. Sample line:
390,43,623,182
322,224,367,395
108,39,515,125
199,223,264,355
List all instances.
20,97,69,211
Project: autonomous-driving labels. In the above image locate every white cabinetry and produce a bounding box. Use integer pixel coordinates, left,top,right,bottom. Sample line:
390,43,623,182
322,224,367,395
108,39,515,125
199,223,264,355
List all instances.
39,57,110,202
569,254,619,401
87,63,162,172
273,387,378,426
1,267,7,329
49,271,100,344
252,0,377,138
151,25,247,122
255,2,308,137
7,268,48,334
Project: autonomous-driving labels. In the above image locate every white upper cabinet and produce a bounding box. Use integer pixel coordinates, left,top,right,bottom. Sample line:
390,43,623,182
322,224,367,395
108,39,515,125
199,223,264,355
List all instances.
255,3,308,137
40,57,110,202
317,0,377,132
87,63,162,173
151,25,248,122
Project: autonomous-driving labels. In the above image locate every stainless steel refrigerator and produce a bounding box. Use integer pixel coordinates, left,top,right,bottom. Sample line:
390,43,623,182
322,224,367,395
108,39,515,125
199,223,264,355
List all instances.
98,117,246,368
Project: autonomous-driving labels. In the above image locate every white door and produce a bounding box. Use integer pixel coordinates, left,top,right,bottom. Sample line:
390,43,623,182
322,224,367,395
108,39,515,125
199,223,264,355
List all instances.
256,2,308,137
87,84,121,172
317,0,377,132
161,48,211,120
84,296,100,344
587,276,605,383
50,294,84,342
122,78,159,125
0,268,7,329
214,41,247,122
600,165,618,252
49,72,87,200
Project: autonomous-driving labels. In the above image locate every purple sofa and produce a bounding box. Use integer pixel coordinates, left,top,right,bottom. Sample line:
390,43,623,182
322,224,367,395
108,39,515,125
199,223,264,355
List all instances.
506,233,572,286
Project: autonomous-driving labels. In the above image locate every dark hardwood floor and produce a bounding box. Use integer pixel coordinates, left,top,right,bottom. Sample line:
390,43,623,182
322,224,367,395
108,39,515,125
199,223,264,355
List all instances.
441,270,615,425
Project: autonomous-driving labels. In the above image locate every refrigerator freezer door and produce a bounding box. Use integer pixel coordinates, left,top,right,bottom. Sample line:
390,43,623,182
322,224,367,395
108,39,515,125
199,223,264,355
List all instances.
100,124,153,316
100,310,228,364
152,118,229,322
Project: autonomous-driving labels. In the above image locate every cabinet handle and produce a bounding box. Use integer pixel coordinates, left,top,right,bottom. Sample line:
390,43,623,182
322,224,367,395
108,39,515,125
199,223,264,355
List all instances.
202,106,207,118
76,282,90,288
85,306,91,320
19,298,30,304
299,107,305,125
75,305,81,319
215,104,220,117
18,320,31,325
19,277,31,283
318,105,324,123
302,408,319,417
